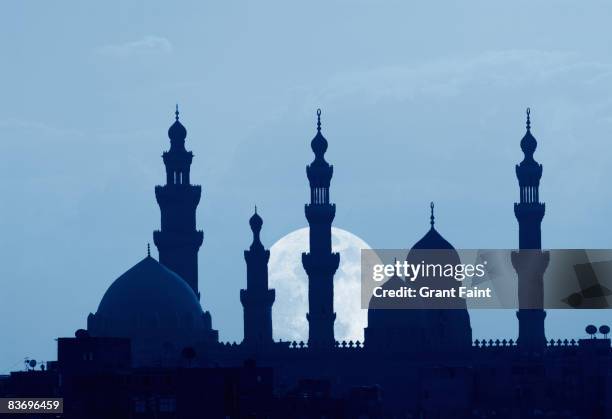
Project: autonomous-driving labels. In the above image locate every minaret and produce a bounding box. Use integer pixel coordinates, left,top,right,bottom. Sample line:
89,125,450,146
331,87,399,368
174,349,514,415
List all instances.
153,106,204,298
240,207,275,347
511,108,549,352
302,109,340,349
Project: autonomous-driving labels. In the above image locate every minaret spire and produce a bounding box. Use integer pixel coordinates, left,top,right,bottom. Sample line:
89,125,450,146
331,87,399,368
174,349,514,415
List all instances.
241,208,275,347
526,107,531,131
430,202,435,227
512,107,549,354
147,243,151,258
154,106,204,297
303,108,340,349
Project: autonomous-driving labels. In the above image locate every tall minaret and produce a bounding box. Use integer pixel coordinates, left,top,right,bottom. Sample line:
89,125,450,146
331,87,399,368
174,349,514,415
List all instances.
240,208,275,347
153,106,204,298
511,108,549,352
302,109,340,349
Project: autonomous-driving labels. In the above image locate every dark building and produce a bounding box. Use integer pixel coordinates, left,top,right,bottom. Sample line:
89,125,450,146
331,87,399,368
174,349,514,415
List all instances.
512,108,549,352
302,109,340,349
154,105,204,298
87,246,218,365
4,107,612,419
365,204,472,355
240,208,275,348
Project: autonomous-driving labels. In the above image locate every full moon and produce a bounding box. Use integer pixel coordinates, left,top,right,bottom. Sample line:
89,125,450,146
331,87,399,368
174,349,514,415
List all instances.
269,227,371,344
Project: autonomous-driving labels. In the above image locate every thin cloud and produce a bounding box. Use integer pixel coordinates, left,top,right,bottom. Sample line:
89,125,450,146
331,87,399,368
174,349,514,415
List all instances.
95,36,173,58
316,50,612,104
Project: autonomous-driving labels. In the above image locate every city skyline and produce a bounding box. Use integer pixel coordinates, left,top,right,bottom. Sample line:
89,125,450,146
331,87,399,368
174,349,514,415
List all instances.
3,0,612,370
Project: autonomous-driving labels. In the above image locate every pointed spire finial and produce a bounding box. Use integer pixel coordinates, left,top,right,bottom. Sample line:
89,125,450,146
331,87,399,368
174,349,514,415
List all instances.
316,108,321,132
254,204,257,214
430,202,435,227
526,107,531,131
147,243,151,257
175,104,180,121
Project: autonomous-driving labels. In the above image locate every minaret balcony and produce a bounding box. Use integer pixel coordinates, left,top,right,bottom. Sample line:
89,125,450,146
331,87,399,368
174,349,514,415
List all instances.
302,252,340,275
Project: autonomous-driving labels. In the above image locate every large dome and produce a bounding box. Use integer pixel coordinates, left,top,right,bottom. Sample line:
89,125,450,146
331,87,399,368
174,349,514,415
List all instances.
365,205,472,354
87,255,217,365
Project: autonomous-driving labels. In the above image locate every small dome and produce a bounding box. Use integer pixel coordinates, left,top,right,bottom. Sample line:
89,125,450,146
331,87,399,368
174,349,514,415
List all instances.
311,131,328,158
311,109,328,159
168,119,187,143
520,130,537,157
249,209,263,233
520,108,537,157
167,105,187,146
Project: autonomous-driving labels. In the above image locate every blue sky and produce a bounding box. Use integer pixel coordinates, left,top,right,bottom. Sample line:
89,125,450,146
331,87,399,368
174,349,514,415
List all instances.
2,0,612,369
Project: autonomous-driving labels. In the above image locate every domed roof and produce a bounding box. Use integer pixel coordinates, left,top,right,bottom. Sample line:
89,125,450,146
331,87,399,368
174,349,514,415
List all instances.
168,105,187,146
95,255,201,320
168,120,187,142
88,255,211,364
406,203,461,268
311,109,329,160
410,202,455,250
411,227,454,250
519,108,537,157
520,130,537,156
249,207,263,233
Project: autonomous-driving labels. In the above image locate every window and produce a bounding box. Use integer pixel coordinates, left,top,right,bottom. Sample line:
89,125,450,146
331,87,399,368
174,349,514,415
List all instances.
133,399,145,413
159,397,176,412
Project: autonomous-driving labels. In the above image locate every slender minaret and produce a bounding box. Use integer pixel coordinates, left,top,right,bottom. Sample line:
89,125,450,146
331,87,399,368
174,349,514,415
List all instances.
240,207,275,347
153,106,204,298
511,108,549,352
302,109,340,349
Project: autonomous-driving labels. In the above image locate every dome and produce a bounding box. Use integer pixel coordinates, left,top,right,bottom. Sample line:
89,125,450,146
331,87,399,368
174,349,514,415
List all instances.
311,109,328,159
249,209,263,233
87,256,213,365
520,108,537,157
407,203,458,264
520,130,537,157
167,105,187,147
168,119,187,143
311,131,328,159
411,227,454,250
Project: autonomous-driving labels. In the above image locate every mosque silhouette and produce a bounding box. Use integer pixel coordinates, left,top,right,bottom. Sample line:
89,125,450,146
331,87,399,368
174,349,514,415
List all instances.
1,107,611,419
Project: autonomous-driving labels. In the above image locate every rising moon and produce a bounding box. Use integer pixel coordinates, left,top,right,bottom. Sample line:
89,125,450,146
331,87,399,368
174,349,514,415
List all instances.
269,227,371,344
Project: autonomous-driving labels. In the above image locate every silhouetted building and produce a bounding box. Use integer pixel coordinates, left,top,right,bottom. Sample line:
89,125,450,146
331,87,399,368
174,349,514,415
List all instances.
406,203,472,353
87,250,217,365
6,106,612,418
512,108,548,352
302,109,340,349
365,204,472,354
154,106,204,298
240,208,275,348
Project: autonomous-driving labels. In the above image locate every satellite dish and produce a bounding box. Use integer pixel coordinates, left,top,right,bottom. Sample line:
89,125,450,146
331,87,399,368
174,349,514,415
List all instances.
75,329,89,339
586,324,597,337
599,325,610,338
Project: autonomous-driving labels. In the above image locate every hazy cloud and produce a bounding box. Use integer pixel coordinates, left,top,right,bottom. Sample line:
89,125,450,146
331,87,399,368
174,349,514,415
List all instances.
95,36,173,58
316,50,612,104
